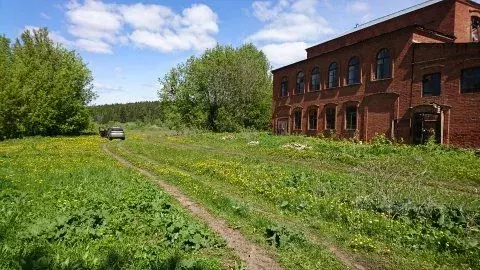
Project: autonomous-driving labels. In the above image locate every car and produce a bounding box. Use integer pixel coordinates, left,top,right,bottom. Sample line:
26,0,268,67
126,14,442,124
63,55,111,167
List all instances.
107,127,125,140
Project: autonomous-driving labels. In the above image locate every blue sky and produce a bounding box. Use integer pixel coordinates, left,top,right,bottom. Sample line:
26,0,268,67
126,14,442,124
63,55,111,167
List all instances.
1,0,430,105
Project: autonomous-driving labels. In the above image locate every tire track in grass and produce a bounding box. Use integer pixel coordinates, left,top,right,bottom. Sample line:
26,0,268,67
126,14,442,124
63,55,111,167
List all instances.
112,143,369,270
102,144,282,270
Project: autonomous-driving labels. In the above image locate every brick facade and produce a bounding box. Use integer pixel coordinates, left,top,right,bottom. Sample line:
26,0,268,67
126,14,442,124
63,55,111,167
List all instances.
272,0,480,147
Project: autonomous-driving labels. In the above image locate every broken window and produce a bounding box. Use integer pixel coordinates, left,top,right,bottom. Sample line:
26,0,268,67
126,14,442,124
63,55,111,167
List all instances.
376,48,391,80
345,106,357,130
422,73,441,96
461,66,480,93
280,76,288,97
294,110,302,130
472,16,480,42
308,109,317,130
328,62,338,88
296,71,305,94
311,67,320,91
325,107,336,130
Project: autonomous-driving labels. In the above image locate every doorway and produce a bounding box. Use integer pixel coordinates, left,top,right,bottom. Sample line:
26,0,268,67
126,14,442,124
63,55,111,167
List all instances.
412,113,441,144
276,118,289,135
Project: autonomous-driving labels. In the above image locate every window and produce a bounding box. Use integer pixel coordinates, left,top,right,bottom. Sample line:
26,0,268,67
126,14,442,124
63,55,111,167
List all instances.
296,71,305,94
461,66,480,93
294,110,302,130
347,57,360,85
308,109,317,130
375,49,391,80
345,106,357,130
280,77,288,97
311,67,320,91
422,73,441,96
328,62,338,88
325,107,336,130
472,16,480,42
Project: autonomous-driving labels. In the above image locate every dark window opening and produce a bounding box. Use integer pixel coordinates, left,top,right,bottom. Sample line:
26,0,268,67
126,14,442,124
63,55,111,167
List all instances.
328,62,338,88
294,110,302,130
280,77,288,97
347,57,360,85
346,106,357,130
461,66,480,93
311,67,320,91
472,16,480,42
296,71,305,94
308,109,317,130
326,107,336,130
376,49,391,80
422,73,441,96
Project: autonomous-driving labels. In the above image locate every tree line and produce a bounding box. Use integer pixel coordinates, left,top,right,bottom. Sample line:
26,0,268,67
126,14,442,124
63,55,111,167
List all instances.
0,28,95,140
89,101,161,124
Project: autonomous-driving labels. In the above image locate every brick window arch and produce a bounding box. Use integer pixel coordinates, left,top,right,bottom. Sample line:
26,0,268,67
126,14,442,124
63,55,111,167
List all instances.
296,71,305,94
347,56,360,85
311,67,320,91
375,48,391,80
328,62,338,88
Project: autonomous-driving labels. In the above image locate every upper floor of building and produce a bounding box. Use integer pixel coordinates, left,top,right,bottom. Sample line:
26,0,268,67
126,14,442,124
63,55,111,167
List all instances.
305,0,480,58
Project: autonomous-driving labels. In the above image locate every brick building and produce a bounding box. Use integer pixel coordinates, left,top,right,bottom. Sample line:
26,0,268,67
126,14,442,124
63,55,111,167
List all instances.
272,0,480,147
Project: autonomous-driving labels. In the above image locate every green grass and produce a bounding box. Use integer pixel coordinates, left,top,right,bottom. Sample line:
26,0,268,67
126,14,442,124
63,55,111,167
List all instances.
107,129,480,270
0,136,238,269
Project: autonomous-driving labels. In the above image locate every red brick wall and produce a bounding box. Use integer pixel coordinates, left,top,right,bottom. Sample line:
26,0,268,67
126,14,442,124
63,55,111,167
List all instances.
306,0,457,58
412,43,480,147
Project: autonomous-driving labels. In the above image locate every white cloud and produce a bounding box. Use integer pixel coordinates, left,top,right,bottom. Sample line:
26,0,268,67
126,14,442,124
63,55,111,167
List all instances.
261,42,308,67
62,1,218,54
76,39,113,54
40,12,51,20
93,82,124,93
347,1,370,13
248,0,334,68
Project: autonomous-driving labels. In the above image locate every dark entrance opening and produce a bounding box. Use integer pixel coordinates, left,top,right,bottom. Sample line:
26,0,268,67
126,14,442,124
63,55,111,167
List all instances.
276,118,289,135
412,113,441,144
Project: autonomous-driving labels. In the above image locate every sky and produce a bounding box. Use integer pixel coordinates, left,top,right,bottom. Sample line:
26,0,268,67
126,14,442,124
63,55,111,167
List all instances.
0,0,432,105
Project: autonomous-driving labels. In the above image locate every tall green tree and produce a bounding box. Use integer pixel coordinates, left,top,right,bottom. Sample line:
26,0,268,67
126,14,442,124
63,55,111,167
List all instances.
0,28,95,139
158,44,272,132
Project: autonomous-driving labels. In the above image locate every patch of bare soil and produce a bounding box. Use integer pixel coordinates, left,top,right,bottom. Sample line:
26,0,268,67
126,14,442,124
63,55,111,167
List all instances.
103,144,282,270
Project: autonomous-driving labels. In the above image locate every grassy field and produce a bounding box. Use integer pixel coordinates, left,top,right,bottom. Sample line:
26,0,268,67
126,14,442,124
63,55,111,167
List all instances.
1,128,479,270
107,127,480,269
0,136,239,269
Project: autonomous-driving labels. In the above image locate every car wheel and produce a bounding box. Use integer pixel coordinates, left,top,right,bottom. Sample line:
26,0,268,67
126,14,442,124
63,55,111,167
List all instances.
109,137,113,141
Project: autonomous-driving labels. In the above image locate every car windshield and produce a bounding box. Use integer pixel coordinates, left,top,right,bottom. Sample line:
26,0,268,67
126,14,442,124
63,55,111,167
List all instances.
110,127,123,131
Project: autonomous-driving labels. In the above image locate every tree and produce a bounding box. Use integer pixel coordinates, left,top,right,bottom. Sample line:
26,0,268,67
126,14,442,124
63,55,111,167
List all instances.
158,44,272,132
0,28,95,139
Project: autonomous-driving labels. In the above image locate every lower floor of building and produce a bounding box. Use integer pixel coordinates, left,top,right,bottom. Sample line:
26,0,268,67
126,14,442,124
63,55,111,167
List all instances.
272,92,479,148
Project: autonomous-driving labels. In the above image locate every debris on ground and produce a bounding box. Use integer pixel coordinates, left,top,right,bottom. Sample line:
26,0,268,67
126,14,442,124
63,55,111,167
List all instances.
221,135,235,140
282,142,312,151
248,141,260,146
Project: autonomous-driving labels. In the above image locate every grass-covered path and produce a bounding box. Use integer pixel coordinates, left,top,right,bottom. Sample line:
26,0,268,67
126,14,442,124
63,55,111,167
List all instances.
106,128,480,270
103,144,283,270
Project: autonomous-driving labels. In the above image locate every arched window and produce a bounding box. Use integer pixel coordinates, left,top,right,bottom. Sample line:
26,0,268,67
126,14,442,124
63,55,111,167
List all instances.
472,16,480,42
308,108,317,130
328,62,338,88
293,109,302,130
376,49,391,80
347,57,360,85
296,71,305,94
311,67,320,91
280,76,288,97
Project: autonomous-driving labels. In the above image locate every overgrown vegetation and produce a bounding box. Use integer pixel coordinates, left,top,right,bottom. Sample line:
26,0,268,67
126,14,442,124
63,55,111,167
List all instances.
158,44,272,132
0,28,95,140
108,129,480,269
0,136,238,269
